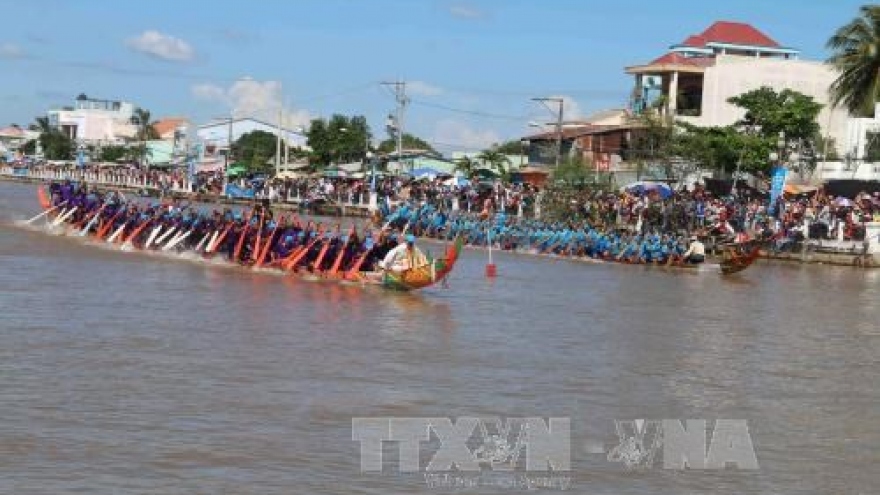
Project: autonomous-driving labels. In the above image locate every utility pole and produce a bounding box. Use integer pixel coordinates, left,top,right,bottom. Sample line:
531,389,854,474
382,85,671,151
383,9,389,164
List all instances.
226,116,233,171
275,105,283,176
532,97,564,167
382,81,408,172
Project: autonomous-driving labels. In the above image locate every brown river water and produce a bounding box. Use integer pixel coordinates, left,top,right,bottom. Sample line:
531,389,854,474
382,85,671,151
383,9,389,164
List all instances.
0,181,877,494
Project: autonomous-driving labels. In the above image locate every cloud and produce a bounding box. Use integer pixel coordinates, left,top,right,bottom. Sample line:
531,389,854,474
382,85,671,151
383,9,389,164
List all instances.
126,30,195,62
432,119,501,151
0,42,25,59
552,95,584,120
191,78,313,129
191,83,227,103
408,80,444,97
447,2,486,20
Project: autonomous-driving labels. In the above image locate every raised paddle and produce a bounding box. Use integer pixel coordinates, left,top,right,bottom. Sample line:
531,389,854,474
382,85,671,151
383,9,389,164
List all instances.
345,232,378,280
328,225,357,277
76,204,106,233
311,229,337,273
51,206,78,227
255,216,283,268
282,228,324,271
96,209,124,239
233,220,251,263
207,223,234,254
123,218,154,248
194,230,213,252
25,201,65,225
251,213,265,264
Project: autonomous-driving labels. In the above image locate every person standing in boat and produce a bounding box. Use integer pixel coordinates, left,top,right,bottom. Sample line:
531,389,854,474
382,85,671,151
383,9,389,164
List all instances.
379,234,417,273
681,235,706,264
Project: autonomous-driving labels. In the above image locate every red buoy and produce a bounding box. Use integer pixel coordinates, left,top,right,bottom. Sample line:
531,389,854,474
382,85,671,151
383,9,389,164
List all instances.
485,263,497,277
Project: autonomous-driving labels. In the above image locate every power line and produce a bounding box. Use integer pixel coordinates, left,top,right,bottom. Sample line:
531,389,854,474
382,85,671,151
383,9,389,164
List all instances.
409,98,528,121
297,82,378,104
432,83,625,100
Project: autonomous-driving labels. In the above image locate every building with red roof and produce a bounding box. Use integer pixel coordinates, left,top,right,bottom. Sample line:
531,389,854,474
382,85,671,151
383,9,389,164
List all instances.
625,20,849,160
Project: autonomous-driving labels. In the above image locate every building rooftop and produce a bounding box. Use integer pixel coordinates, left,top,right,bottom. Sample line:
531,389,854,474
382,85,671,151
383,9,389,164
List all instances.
674,21,780,49
152,117,189,138
627,20,800,75
647,52,717,68
525,124,624,141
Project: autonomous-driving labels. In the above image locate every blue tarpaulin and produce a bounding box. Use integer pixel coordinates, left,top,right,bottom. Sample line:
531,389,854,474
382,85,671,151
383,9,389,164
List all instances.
225,183,255,199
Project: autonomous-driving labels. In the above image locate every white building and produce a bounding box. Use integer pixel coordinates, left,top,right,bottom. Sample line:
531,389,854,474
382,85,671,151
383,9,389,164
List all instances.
196,117,307,159
46,94,138,145
813,102,880,181
626,21,850,156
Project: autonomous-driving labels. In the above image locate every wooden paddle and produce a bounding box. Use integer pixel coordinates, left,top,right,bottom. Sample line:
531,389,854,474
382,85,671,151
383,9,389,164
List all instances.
232,212,252,263
282,227,324,271
255,215,283,268
124,218,153,247
96,209,124,239
328,225,356,277
312,225,339,273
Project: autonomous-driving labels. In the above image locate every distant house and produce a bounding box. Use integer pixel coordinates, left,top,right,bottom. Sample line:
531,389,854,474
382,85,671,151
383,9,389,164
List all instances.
196,117,307,159
450,151,528,170
46,93,138,145
384,149,457,175
0,125,38,156
152,117,190,141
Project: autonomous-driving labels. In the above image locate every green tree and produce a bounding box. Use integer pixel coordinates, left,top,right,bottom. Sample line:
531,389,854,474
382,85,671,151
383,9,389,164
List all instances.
476,149,511,177
672,123,772,175
827,5,880,116
727,87,823,142
99,145,128,162
129,108,159,166
31,116,73,160
132,107,159,141
305,114,371,166
233,130,279,173
453,155,477,176
727,87,823,174
493,140,525,155
627,111,676,179
377,133,436,155
551,156,593,185
21,140,36,155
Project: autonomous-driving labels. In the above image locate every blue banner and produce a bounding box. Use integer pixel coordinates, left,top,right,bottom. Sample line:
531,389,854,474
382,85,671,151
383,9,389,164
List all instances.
12,167,29,177
225,183,255,199
769,165,788,213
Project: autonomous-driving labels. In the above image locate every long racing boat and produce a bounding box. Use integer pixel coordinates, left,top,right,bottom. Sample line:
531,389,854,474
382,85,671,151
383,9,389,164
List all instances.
34,185,462,291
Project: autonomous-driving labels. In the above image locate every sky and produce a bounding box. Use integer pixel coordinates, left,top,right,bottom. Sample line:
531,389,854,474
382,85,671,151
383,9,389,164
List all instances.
0,0,867,153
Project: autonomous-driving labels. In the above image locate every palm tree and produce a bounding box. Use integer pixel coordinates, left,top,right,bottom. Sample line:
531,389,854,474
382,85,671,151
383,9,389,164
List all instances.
454,155,476,176
30,115,72,160
827,5,880,116
132,107,159,141
30,116,52,134
130,108,159,167
476,149,511,177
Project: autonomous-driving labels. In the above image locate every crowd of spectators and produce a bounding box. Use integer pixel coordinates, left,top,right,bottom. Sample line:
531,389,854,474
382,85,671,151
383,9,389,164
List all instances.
5,160,880,250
